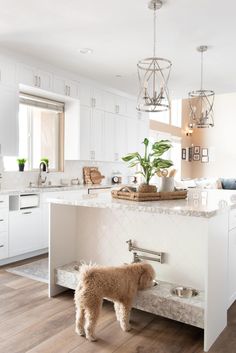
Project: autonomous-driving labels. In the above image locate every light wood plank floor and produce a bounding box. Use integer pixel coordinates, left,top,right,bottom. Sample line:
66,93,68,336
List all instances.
1,257,235,353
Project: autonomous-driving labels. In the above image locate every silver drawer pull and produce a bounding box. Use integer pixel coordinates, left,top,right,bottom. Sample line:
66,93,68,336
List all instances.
0,219,4,222
0,201,4,203
22,211,32,215
0,245,4,248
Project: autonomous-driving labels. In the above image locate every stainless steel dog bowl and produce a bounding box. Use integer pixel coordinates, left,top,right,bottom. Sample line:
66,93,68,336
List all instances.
171,286,199,298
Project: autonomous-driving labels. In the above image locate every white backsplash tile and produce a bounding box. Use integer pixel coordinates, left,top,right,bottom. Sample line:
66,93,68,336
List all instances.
0,160,132,189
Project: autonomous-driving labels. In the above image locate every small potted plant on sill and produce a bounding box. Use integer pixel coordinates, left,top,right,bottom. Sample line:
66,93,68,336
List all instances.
122,138,173,193
40,158,49,172
17,158,27,172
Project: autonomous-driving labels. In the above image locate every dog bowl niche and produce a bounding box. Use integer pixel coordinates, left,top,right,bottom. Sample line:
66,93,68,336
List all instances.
171,286,199,298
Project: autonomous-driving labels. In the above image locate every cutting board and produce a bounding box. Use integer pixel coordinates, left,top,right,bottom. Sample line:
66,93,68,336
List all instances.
83,167,105,185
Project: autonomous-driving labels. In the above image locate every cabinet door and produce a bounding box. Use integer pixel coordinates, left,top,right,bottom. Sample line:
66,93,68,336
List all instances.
53,76,67,96
229,228,236,305
115,95,127,116
104,91,115,113
80,105,91,160
0,231,8,260
79,84,92,107
126,117,138,154
66,80,78,99
0,59,16,87
103,113,115,162
137,117,149,154
9,208,43,257
18,64,36,87
90,109,104,161
0,85,19,156
92,88,104,110
64,100,80,160
114,115,127,161
37,70,52,91
126,99,137,118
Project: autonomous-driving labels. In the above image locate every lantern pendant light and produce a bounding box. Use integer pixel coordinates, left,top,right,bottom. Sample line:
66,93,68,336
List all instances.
137,0,172,113
188,46,215,128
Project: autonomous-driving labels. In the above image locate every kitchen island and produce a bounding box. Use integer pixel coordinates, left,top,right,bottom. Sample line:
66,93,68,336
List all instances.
48,189,236,352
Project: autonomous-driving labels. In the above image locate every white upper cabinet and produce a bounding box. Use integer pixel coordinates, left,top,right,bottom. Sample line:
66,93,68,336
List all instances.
0,85,19,156
79,105,91,160
17,64,52,91
126,99,138,119
53,76,79,98
115,95,127,116
92,87,104,110
79,106,103,161
104,91,127,115
126,117,138,154
0,59,16,87
90,109,104,161
103,113,115,162
104,91,116,113
114,115,127,162
137,117,149,154
79,83,104,110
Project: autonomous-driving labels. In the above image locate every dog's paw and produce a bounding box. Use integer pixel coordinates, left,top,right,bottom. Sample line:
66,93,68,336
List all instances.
86,335,97,342
75,328,85,336
120,323,132,332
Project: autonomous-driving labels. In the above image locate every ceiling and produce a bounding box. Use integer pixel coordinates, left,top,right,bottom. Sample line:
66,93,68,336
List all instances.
0,0,236,98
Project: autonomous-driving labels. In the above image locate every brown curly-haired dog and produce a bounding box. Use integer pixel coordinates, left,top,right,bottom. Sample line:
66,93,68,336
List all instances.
74,262,155,341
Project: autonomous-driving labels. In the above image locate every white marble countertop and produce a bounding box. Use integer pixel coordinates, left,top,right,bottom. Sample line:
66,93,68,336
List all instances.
0,183,114,195
48,189,236,218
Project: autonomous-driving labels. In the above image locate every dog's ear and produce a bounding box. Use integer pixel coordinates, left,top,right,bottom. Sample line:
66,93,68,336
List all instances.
138,264,155,290
138,270,150,290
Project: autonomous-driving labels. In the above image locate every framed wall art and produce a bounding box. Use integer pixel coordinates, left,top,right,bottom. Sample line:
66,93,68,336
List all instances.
201,156,209,163
202,148,208,156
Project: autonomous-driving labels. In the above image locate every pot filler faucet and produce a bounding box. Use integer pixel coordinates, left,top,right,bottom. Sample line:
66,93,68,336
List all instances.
126,239,164,264
38,161,49,186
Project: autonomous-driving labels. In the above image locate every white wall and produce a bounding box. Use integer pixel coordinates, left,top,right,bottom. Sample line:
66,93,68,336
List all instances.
182,92,236,179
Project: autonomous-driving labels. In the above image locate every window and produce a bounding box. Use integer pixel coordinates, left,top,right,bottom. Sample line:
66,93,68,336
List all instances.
4,94,64,171
149,99,182,128
149,110,170,124
171,99,182,127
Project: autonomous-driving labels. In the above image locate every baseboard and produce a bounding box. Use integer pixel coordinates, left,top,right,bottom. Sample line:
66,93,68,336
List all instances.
0,248,48,266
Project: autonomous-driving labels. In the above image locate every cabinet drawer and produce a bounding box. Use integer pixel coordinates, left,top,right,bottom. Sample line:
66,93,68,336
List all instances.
229,209,236,230
0,195,8,209
0,232,8,259
0,209,8,231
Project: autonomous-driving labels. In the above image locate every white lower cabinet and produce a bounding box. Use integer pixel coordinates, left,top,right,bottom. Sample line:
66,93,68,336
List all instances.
229,227,236,305
0,196,9,260
0,232,8,260
9,208,42,257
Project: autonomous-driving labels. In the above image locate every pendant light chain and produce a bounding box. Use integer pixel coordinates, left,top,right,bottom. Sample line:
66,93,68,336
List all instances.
137,0,172,113
188,45,215,128
153,4,157,57
200,50,203,91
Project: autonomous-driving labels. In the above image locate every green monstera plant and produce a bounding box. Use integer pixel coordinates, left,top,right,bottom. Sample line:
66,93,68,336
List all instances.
122,138,173,185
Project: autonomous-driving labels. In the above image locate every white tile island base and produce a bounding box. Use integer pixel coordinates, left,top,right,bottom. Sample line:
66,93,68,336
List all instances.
48,191,230,352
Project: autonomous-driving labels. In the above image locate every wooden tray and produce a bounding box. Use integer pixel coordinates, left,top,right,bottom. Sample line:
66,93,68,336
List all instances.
111,186,187,202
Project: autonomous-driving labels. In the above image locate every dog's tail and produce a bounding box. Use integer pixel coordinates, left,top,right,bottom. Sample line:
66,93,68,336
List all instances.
76,262,98,284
